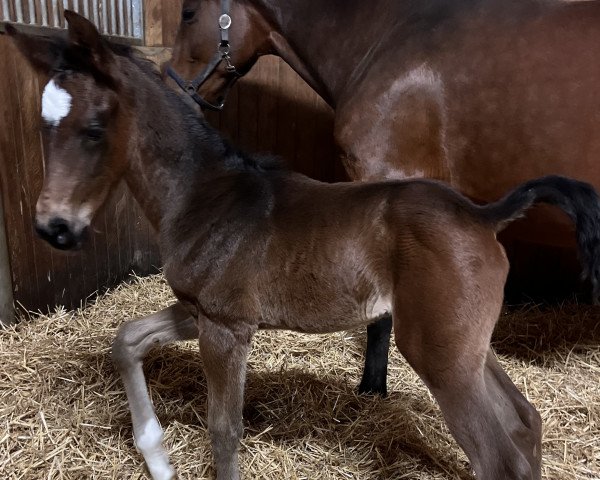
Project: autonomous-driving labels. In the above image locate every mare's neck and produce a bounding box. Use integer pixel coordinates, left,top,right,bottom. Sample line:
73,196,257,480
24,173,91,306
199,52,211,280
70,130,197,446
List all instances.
258,0,550,107
258,0,375,106
121,57,230,231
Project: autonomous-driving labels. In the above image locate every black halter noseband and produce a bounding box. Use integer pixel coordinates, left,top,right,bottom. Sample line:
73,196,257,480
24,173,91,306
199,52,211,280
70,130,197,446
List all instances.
166,0,242,111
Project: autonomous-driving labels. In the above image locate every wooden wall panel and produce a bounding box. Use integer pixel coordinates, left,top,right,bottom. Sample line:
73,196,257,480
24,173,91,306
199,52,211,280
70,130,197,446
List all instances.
143,0,163,46
204,57,341,182
0,37,160,313
161,0,183,47
145,0,183,47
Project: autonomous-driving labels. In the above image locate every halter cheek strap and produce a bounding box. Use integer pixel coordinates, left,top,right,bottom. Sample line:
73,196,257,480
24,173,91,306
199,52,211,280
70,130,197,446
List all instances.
166,0,242,111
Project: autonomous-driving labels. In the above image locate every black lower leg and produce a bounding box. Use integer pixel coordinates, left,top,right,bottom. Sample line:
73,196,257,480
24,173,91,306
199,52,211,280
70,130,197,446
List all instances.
358,314,392,396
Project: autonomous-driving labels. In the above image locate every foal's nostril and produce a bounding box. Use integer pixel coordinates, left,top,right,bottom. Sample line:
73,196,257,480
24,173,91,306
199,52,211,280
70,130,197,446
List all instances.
36,217,83,251
48,218,71,246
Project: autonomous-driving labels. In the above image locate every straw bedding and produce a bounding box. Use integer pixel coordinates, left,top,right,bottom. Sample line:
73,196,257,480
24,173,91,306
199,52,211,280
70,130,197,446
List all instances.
0,274,598,479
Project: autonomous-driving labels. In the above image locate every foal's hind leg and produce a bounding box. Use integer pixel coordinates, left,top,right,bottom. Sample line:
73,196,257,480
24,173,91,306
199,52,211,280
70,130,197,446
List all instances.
484,351,542,475
393,279,541,479
393,248,541,480
112,303,198,480
427,349,542,479
358,314,392,396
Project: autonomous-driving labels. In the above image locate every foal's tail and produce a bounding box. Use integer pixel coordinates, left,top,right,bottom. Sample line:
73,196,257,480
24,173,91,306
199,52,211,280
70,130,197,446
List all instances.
480,175,600,303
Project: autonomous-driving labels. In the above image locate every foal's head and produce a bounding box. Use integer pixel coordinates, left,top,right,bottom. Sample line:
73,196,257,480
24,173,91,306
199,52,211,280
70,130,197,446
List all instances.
7,12,131,250
168,0,271,109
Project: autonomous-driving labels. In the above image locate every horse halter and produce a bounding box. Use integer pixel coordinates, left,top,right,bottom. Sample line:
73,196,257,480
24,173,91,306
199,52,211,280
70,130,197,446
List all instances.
166,0,242,111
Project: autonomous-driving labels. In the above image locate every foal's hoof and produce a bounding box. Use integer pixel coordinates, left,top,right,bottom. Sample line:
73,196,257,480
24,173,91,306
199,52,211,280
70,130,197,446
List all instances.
146,461,176,480
155,469,176,480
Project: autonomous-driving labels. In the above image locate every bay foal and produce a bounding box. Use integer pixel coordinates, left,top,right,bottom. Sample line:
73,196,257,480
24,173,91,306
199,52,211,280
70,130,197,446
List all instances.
8,12,600,480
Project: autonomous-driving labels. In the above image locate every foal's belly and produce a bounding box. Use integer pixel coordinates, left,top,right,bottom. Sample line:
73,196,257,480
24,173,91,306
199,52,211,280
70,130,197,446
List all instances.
258,292,393,334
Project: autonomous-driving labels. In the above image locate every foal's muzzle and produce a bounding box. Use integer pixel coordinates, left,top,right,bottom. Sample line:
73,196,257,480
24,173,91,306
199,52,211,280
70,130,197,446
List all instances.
35,217,88,251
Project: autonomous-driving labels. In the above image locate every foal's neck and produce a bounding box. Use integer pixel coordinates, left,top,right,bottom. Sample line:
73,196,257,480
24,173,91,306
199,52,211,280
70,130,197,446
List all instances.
121,57,232,230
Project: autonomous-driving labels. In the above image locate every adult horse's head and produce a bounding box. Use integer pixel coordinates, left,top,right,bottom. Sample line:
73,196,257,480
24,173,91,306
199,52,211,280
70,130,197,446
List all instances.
6,12,128,250
166,0,272,110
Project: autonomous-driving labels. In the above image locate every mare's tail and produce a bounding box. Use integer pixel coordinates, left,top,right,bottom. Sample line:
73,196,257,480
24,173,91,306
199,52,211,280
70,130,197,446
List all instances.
479,175,600,303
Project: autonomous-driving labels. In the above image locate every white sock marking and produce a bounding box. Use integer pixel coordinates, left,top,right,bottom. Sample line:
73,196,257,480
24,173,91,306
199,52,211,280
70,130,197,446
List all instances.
135,417,174,480
41,79,72,126
135,416,163,451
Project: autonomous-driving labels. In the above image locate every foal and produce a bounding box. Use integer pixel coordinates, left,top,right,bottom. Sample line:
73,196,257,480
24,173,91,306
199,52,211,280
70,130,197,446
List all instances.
8,12,600,480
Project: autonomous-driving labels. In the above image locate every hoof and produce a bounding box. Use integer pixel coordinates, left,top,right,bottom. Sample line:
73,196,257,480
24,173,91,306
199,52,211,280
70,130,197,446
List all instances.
149,464,176,480
357,380,387,397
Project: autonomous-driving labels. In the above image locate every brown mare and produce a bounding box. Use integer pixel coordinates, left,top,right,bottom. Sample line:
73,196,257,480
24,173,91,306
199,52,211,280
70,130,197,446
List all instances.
167,0,600,396
7,11,600,480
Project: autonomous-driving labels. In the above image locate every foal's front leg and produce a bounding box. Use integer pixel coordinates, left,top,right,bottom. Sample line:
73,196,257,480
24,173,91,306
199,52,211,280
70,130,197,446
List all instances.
112,303,198,480
197,316,255,480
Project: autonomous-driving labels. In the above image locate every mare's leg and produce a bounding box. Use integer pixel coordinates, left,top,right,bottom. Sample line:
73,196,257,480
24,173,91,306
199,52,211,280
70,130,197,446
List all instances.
197,316,254,480
393,297,541,479
358,314,392,396
112,302,198,480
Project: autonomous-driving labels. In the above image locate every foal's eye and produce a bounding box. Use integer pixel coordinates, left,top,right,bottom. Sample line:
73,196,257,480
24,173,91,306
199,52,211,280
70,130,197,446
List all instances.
83,126,105,142
182,9,196,22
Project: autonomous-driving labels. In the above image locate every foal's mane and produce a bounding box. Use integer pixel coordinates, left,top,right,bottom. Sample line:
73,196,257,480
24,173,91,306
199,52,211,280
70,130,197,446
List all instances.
122,45,286,174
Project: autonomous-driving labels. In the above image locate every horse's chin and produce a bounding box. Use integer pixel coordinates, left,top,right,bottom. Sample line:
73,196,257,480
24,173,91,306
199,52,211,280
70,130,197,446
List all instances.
49,235,86,252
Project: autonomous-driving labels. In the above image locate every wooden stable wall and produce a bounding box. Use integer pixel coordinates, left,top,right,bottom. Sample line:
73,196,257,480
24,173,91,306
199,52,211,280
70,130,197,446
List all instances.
0,1,339,316
205,58,340,183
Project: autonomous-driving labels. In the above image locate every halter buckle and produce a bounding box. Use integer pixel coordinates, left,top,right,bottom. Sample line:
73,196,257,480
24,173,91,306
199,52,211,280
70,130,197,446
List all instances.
219,14,232,30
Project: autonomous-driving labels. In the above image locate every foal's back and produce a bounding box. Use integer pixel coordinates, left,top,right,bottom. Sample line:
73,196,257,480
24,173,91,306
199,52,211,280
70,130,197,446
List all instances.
163,173,506,334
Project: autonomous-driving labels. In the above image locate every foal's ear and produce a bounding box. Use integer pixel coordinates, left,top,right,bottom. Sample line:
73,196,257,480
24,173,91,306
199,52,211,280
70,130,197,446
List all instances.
64,9,115,69
4,24,62,73
64,10,118,86
64,10,106,55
